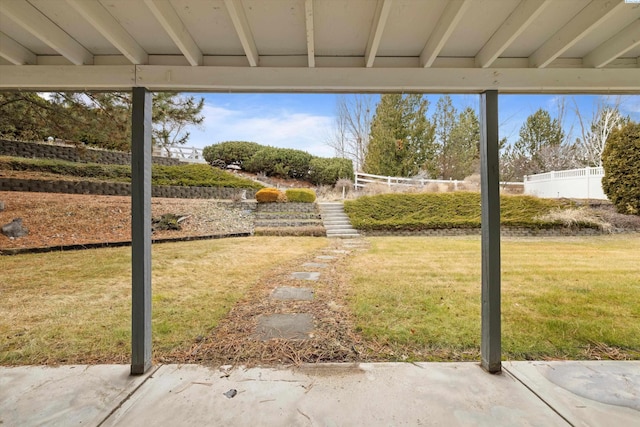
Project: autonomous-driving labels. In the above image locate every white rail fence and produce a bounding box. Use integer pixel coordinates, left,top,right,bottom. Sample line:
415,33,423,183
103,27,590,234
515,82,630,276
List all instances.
354,172,523,192
154,145,206,163
524,167,606,200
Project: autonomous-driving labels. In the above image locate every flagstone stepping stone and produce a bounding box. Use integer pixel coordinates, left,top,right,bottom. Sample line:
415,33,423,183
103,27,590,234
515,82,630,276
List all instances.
271,286,314,301
291,272,320,281
316,255,337,260
255,313,314,340
302,262,328,269
324,250,349,254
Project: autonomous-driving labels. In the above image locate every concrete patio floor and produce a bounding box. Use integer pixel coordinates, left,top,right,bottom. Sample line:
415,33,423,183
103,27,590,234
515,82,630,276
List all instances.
1,361,638,426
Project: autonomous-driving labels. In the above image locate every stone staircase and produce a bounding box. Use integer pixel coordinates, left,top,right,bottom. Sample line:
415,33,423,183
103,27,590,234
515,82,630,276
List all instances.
318,202,360,238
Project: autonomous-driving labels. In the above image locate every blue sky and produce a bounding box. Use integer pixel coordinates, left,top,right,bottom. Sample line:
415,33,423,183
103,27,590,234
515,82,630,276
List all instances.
186,93,640,158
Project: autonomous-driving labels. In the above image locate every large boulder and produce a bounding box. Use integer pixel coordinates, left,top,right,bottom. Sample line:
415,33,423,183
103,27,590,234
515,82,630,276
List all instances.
2,218,29,238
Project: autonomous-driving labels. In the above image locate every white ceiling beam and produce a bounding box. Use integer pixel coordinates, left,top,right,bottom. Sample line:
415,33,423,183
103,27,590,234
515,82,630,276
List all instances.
66,0,148,65
583,19,640,68
0,0,93,65
2,65,639,93
365,0,394,68
475,0,551,68
304,0,315,68
223,0,259,67
529,0,625,68
0,32,36,65
0,65,135,89
420,0,471,67
144,0,202,66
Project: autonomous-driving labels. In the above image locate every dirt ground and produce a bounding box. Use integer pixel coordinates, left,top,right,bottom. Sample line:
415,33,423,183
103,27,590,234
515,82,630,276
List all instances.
0,191,253,251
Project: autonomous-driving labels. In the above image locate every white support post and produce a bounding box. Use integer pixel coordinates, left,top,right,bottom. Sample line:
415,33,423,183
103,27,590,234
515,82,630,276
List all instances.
131,87,153,375
480,90,501,374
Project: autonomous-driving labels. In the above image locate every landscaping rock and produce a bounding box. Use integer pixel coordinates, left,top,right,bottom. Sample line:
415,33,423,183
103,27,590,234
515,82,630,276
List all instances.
152,213,187,231
0,200,4,211
271,286,314,301
2,218,29,238
254,313,314,340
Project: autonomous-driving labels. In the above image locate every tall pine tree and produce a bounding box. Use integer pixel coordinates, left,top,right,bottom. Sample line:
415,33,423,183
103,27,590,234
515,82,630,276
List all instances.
449,107,480,179
363,94,436,177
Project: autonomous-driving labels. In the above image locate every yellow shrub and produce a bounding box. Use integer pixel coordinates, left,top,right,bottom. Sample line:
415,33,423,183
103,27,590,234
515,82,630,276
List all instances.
256,187,287,203
285,188,316,203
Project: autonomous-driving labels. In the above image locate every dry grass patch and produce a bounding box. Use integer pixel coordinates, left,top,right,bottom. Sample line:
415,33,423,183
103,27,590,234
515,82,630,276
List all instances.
535,207,613,232
0,237,327,365
346,235,640,361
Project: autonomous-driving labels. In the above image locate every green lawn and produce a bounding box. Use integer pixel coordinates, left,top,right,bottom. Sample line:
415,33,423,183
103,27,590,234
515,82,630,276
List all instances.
0,237,326,365
3,234,638,365
346,235,640,361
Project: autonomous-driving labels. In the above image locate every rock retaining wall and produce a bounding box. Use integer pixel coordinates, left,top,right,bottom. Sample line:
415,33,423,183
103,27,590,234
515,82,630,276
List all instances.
0,139,181,166
0,177,257,200
361,227,614,237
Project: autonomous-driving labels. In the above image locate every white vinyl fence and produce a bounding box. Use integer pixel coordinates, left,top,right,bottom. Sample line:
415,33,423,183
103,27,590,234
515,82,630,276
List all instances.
524,167,607,200
154,145,206,163
354,172,523,192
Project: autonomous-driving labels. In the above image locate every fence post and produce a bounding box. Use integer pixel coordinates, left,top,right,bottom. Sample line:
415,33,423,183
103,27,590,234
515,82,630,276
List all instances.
387,176,391,188
586,166,590,201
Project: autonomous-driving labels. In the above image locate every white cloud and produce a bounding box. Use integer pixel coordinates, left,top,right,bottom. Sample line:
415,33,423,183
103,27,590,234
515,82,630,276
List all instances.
187,102,335,157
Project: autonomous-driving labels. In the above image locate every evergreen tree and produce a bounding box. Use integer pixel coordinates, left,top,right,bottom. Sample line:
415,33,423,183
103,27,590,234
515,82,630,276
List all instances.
0,92,55,141
512,108,565,175
449,107,480,179
433,95,457,179
363,94,436,177
152,93,205,153
0,91,204,152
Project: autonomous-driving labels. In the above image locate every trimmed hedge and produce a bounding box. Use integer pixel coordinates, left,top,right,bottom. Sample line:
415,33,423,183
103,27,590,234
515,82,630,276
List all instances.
256,187,287,203
202,141,262,167
285,188,316,203
308,157,354,185
244,146,313,179
203,141,354,185
602,122,640,215
0,156,263,189
343,192,576,231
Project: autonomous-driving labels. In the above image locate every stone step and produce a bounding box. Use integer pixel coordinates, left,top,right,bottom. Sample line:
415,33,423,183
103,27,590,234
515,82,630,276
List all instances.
326,224,356,230
317,202,360,238
326,228,358,234
327,233,360,239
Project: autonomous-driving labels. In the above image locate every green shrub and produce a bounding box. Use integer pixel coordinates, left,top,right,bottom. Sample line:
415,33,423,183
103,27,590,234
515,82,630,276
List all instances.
0,156,263,189
244,147,313,179
256,187,287,203
202,141,262,167
308,157,355,185
602,122,640,215
343,192,571,231
285,188,316,203
151,164,263,189
0,156,131,181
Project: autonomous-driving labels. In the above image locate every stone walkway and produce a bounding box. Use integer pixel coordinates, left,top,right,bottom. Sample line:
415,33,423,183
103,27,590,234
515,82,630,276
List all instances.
176,237,370,365
257,238,369,342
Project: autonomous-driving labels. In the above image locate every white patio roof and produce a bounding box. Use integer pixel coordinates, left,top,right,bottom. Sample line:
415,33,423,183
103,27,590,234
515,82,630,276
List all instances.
1,0,639,93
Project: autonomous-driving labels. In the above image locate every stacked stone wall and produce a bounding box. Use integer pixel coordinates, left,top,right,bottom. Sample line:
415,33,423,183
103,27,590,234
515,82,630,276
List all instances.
0,178,257,200
0,139,180,166
361,227,619,237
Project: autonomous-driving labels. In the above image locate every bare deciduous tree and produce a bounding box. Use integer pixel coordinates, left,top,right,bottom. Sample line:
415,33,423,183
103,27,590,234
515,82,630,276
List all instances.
326,95,375,171
574,97,627,167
